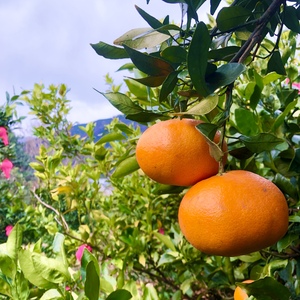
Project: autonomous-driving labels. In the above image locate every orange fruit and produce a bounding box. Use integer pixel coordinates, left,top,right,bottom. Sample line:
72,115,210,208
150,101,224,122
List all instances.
234,280,254,300
178,170,289,256
135,118,227,186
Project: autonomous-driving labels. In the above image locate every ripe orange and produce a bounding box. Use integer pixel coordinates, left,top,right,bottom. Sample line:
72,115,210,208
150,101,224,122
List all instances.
135,118,227,186
234,280,254,300
178,170,289,256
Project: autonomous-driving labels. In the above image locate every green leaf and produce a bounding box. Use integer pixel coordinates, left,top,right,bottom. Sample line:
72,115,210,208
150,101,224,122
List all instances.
97,132,125,144
128,75,166,87
153,232,176,251
52,233,68,266
208,46,241,62
210,0,222,15
40,289,63,300
187,22,211,97
100,92,144,115
240,277,291,300
234,108,259,136
81,249,100,282
91,42,128,59
283,6,300,33
126,111,169,123
6,223,22,262
239,133,285,153
244,82,262,110
206,63,246,92
135,5,163,30
161,46,187,64
123,44,174,76
18,249,56,289
106,289,132,300
85,261,100,300
31,253,70,284
114,28,171,50
196,123,218,141
159,71,180,102
12,271,30,300
112,156,140,178
267,50,286,75
0,252,16,278
216,6,251,31
0,276,11,298
186,94,219,115
272,99,298,131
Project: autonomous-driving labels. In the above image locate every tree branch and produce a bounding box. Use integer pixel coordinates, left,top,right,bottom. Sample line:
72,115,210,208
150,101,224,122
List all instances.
230,0,285,64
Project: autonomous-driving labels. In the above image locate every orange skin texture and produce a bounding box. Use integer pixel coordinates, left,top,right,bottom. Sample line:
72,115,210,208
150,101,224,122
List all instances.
135,118,227,186
234,280,254,300
178,170,289,257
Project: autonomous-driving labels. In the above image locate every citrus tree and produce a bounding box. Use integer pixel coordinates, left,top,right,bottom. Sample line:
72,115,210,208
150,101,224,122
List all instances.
0,0,299,300
90,0,300,299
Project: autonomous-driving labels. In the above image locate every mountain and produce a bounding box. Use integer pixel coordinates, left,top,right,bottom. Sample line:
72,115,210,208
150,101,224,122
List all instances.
21,115,148,159
70,114,147,140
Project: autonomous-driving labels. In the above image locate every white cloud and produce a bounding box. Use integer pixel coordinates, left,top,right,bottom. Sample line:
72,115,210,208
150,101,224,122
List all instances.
0,0,211,135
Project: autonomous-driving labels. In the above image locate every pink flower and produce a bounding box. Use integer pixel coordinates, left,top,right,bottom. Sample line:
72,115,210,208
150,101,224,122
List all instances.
76,244,92,261
0,158,13,179
158,228,165,235
0,127,8,146
5,225,13,236
65,286,71,291
292,82,300,94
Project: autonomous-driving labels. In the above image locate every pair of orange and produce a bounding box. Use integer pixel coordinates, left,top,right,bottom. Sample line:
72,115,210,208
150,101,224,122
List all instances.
136,118,289,257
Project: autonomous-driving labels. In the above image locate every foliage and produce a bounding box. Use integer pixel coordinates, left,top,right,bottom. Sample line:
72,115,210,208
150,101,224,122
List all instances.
0,1,299,300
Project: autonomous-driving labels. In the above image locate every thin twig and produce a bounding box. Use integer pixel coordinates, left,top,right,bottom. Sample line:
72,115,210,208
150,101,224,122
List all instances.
230,0,285,64
33,190,69,232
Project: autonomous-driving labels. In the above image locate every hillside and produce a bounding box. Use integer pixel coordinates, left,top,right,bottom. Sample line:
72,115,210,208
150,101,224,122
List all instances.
22,115,147,159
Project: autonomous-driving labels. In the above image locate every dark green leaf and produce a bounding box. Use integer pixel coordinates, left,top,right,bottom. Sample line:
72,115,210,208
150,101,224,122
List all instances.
127,75,167,87
272,99,298,131
100,92,143,116
187,22,211,97
123,44,174,76
81,249,100,282
153,184,186,195
289,148,300,173
239,133,285,153
91,42,128,59
206,63,246,92
161,46,187,64
135,5,164,30
267,50,286,75
196,123,218,141
273,173,298,200
229,146,254,160
106,289,132,300
283,6,300,33
245,82,262,110
126,111,169,123
112,156,140,178
159,71,180,102
210,0,222,15
208,46,241,62
240,277,291,300
85,261,100,300
216,6,251,31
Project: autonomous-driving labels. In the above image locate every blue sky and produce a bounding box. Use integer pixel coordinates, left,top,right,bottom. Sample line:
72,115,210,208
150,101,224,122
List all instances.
0,0,211,134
